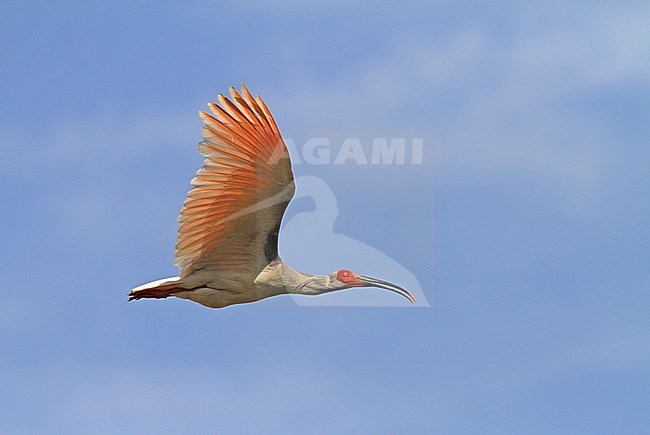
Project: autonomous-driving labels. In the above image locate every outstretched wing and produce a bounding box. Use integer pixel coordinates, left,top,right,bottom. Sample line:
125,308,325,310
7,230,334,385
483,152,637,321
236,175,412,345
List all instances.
174,85,295,279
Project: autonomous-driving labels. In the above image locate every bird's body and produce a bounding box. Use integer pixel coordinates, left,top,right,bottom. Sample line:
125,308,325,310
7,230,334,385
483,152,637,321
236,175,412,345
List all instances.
129,85,414,308
131,259,321,308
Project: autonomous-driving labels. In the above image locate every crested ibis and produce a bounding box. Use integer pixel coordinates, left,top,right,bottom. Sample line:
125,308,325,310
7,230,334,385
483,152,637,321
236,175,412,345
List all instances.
129,85,415,308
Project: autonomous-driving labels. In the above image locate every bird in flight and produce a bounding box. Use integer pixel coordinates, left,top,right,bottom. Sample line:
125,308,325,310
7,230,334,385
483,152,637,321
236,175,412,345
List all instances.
129,84,415,308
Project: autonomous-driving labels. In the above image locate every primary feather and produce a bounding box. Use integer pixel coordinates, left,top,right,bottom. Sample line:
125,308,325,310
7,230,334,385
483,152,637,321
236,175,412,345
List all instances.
174,85,295,279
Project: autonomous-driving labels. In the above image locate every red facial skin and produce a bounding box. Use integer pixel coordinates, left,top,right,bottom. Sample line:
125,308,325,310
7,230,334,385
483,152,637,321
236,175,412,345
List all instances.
336,269,364,286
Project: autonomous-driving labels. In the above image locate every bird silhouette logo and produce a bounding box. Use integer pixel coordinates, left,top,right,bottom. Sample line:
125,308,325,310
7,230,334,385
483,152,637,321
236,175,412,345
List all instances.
283,176,428,307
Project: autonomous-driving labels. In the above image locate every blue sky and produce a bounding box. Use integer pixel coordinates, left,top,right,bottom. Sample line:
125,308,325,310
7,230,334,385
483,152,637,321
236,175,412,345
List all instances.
1,1,649,433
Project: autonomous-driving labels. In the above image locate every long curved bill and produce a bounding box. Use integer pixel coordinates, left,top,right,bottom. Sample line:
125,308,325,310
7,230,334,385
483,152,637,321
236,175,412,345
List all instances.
357,275,416,304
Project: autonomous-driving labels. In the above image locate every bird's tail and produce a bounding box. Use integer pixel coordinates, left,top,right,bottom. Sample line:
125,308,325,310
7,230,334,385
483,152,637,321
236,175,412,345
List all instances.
128,276,184,301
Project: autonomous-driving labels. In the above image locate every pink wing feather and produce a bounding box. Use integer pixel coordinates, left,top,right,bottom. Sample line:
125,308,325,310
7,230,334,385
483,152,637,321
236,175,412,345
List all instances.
174,85,295,278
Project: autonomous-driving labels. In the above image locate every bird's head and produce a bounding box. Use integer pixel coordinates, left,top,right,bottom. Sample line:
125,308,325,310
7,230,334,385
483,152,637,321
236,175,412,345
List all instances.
330,269,416,303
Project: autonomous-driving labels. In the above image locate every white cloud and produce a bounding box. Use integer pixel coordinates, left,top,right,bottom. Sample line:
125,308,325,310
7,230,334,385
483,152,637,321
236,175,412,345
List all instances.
262,3,650,225
1,109,198,176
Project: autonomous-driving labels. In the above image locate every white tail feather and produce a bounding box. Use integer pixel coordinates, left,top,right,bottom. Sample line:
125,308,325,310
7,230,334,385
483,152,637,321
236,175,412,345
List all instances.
131,276,181,292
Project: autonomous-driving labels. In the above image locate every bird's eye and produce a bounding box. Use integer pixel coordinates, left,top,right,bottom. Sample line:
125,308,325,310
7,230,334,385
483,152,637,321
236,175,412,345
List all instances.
336,269,354,282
